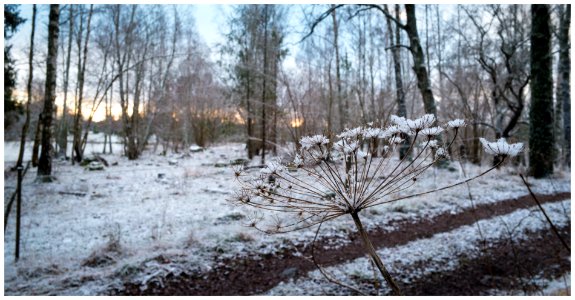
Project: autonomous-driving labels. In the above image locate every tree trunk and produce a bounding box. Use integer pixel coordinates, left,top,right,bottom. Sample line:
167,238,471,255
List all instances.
332,5,345,131
556,4,570,166
37,4,60,178
404,4,437,117
386,4,410,159
72,5,94,163
246,69,254,159
261,5,269,165
16,5,36,169
529,4,554,178
31,114,42,167
57,5,74,159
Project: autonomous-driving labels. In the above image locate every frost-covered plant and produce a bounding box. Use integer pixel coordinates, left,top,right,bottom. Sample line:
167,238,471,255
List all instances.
232,114,522,295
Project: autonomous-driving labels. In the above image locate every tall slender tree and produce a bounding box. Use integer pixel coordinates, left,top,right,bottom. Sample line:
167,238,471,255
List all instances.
529,4,553,178
57,5,75,158
384,4,410,159
15,4,36,169
38,4,60,178
555,4,570,166
71,4,94,163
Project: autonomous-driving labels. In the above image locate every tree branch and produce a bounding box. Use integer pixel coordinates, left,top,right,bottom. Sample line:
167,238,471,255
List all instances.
299,4,345,43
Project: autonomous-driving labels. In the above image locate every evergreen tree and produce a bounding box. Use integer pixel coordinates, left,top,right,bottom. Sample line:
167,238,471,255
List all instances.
529,4,554,178
4,4,25,129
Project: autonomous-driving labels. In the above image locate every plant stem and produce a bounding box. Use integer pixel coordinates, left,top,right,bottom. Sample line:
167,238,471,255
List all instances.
351,211,402,295
519,174,570,251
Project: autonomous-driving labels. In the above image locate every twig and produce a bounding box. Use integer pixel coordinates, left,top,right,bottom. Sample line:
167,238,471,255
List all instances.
519,174,570,251
58,191,87,197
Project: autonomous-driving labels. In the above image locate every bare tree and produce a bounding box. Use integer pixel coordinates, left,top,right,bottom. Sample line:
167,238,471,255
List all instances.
71,4,94,163
15,4,36,169
384,4,410,159
464,5,530,140
56,5,74,158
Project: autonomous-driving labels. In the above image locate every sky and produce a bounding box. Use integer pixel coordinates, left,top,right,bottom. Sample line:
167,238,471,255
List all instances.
8,4,232,73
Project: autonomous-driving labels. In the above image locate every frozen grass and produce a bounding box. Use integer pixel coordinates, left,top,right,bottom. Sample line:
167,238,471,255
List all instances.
3,138,571,295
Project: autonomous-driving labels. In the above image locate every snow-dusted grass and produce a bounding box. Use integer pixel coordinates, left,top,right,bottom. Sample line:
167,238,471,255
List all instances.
3,138,571,295
266,200,572,296
3,132,124,163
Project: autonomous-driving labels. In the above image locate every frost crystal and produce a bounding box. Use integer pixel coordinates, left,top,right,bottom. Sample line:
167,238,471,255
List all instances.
435,147,450,160
479,138,524,157
261,160,285,175
407,114,436,131
420,126,444,137
447,119,466,129
421,140,439,149
343,141,359,154
293,154,303,167
338,127,363,139
380,125,401,138
300,135,329,150
362,127,382,139
333,139,359,154
390,115,407,126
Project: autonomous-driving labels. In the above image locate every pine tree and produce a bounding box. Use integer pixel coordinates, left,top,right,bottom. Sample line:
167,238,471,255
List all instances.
529,4,554,178
4,4,25,129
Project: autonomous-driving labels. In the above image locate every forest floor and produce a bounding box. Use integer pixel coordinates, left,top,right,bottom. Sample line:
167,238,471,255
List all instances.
3,137,572,296
112,192,571,296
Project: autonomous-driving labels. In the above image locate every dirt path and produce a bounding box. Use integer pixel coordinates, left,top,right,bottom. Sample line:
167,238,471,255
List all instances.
111,192,570,296
395,225,570,296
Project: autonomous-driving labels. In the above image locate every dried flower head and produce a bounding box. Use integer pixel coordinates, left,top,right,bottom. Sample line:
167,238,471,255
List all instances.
479,138,524,157
232,114,518,295
447,119,466,129
300,135,329,150
420,126,444,137
435,147,450,160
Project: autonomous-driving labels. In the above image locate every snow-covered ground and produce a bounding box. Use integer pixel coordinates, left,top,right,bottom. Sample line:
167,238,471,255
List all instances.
3,136,571,295
267,200,571,295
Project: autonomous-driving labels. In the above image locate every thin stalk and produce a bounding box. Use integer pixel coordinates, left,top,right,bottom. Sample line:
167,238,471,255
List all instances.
350,211,402,295
519,174,570,251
